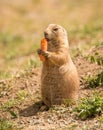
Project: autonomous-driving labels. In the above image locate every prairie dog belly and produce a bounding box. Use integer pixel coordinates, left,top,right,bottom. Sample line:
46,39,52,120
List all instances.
41,63,60,106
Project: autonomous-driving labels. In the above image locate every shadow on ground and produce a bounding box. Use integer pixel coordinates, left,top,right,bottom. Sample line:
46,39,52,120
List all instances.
19,101,44,117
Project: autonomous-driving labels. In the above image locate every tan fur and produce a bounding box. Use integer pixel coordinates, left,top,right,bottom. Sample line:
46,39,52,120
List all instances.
41,24,79,107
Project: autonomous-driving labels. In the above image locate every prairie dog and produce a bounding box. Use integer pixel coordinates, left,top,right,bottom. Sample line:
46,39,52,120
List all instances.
38,24,79,107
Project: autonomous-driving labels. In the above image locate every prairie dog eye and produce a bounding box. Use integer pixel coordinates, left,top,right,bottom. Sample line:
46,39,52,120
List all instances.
53,28,58,32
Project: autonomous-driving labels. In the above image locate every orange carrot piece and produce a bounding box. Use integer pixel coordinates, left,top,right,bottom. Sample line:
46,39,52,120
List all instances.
40,38,47,62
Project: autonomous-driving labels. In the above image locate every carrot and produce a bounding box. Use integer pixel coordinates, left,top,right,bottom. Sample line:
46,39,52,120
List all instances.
40,38,47,62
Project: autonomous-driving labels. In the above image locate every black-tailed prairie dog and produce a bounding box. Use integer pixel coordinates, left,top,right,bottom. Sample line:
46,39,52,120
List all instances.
37,24,79,107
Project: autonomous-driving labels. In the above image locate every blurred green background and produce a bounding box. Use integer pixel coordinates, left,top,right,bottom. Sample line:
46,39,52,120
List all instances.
0,0,103,79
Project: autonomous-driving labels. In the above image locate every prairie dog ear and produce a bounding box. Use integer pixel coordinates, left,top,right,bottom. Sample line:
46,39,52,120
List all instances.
62,28,65,32
62,28,68,38
62,28,67,34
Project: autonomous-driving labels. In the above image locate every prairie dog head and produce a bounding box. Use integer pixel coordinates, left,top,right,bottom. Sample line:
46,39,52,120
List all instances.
44,24,69,48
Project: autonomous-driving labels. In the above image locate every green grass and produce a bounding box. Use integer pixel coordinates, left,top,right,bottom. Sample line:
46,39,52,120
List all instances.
75,92,103,120
95,41,103,48
85,69,103,88
0,31,24,45
0,70,11,80
27,58,41,68
99,114,103,124
86,42,103,66
17,90,29,101
0,119,17,130
0,82,13,98
87,53,103,66
69,22,103,44
0,90,29,111
0,31,40,60
0,31,24,58
0,99,18,111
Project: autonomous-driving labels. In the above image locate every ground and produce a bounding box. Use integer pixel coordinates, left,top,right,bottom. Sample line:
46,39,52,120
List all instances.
0,0,103,130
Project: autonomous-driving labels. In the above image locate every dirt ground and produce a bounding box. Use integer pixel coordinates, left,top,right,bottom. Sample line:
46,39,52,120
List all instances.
0,47,103,130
